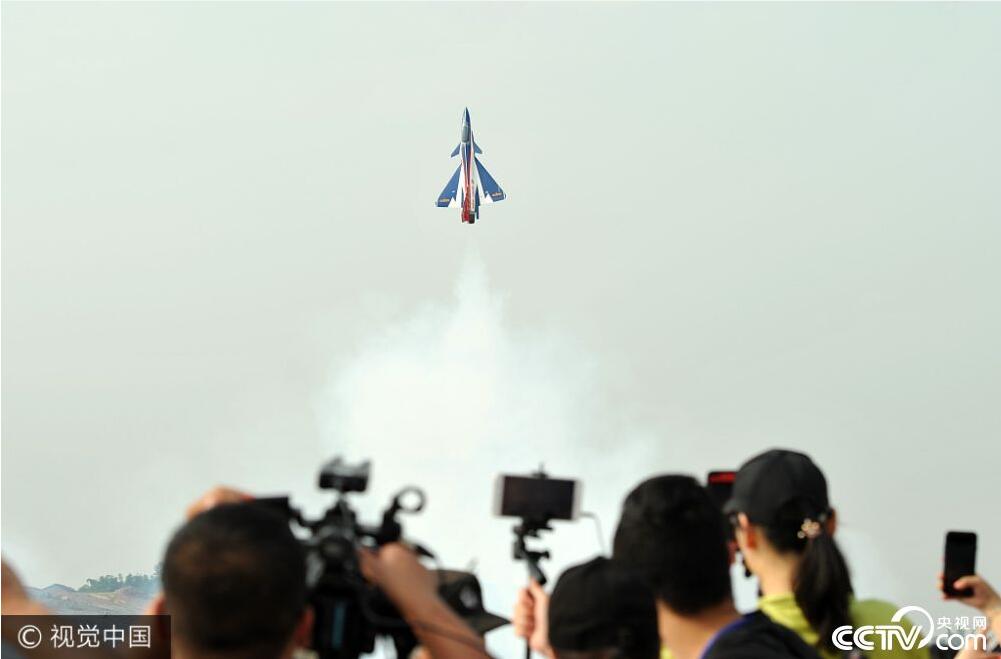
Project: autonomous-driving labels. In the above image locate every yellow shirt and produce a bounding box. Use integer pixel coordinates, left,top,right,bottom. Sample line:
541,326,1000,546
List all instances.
758,593,931,659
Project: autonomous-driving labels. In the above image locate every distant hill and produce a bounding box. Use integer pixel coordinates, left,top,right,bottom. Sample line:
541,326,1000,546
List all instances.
27,584,154,615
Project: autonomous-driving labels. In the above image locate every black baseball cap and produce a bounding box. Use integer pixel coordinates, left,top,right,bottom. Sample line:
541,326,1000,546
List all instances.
548,557,660,659
723,449,830,525
436,570,509,635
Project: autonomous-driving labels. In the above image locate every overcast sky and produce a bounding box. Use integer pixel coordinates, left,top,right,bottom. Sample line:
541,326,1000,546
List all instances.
3,2,1000,654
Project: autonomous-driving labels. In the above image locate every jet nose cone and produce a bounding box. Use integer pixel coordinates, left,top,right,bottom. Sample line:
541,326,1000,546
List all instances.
463,107,470,124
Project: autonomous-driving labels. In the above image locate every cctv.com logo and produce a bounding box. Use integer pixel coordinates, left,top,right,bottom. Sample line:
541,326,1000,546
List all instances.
833,606,992,653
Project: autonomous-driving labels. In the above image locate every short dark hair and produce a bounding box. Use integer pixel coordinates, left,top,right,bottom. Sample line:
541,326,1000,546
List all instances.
162,503,307,659
548,557,660,659
612,475,731,615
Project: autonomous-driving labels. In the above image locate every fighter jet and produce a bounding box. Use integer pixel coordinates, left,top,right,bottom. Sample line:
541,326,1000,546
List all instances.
436,108,505,224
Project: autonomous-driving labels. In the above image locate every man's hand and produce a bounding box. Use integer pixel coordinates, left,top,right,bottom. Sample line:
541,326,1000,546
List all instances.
358,543,437,610
358,544,487,658
940,573,1001,641
513,580,553,657
940,573,1001,615
185,486,252,519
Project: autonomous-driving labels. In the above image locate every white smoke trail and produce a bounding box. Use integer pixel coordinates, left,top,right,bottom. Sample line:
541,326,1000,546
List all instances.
317,250,662,656
313,250,907,656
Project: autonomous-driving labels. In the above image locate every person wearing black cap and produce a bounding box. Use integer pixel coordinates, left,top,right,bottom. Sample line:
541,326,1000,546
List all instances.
726,449,929,659
409,570,509,659
613,475,820,659
546,557,661,659
437,570,510,637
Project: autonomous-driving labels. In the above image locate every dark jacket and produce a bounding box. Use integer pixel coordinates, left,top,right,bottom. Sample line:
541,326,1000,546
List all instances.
703,611,824,659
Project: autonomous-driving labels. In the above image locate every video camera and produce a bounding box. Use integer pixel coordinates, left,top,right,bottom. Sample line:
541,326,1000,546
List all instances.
259,457,428,659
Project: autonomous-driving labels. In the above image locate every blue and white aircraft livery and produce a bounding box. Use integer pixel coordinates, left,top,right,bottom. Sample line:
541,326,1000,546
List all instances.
436,108,506,224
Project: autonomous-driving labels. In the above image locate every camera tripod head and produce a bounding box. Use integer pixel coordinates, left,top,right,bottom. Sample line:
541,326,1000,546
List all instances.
512,519,552,585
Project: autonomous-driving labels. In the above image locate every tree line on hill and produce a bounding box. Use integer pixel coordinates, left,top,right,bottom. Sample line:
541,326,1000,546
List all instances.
78,565,161,594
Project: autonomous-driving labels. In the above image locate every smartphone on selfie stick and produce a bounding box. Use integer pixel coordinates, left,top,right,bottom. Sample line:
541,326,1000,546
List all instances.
496,470,581,658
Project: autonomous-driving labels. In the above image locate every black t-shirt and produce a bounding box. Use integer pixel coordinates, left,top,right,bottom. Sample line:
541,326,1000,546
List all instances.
702,611,823,659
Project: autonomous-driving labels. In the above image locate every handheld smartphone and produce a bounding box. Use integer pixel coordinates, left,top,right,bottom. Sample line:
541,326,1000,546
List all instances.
494,474,580,522
706,471,736,510
707,471,737,543
943,531,977,597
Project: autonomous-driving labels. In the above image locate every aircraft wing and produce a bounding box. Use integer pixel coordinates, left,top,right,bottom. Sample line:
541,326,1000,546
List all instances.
475,158,505,203
437,165,461,207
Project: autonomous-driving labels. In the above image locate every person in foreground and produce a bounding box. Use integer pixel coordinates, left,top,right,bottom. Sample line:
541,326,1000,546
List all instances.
613,474,821,659
3,487,488,659
516,476,821,659
148,502,312,659
521,555,660,659
726,448,929,659
172,487,489,659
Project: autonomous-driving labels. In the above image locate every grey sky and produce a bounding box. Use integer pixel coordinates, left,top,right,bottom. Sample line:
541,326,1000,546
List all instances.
3,2,1000,654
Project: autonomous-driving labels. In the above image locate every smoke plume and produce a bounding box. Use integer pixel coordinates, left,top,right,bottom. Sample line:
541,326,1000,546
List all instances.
317,251,661,655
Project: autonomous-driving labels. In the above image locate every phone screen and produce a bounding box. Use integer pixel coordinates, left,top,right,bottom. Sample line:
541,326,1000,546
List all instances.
943,531,978,597
495,475,579,521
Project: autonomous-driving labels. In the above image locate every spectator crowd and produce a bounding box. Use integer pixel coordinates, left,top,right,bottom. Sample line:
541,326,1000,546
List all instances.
3,448,997,659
